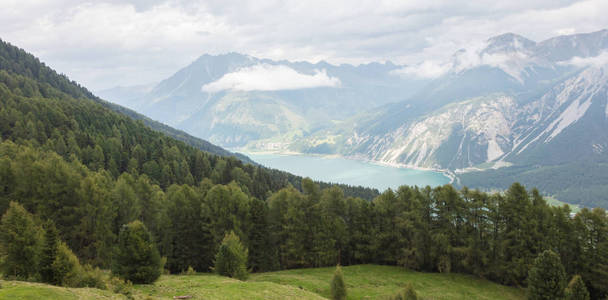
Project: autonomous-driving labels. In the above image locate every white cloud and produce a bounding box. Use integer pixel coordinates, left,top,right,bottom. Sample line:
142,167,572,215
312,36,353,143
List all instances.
201,64,341,92
396,41,532,80
392,60,452,79
558,51,608,68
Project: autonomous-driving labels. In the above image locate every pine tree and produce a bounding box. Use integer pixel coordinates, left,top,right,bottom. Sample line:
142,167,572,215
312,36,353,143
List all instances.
40,220,59,284
214,231,248,280
0,202,42,279
331,265,347,300
247,197,275,272
565,275,590,300
112,220,162,284
528,250,567,300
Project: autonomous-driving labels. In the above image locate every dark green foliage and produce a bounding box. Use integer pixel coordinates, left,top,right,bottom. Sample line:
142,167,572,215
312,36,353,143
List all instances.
113,221,162,284
0,202,42,279
458,161,608,209
248,197,276,272
40,221,59,284
165,184,214,273
331,265,347,300
566,275,589,300
214,231,248,280
528,250,566,300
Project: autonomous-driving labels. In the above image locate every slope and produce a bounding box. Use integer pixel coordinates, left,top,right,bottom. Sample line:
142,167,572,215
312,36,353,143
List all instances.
0,39,252,164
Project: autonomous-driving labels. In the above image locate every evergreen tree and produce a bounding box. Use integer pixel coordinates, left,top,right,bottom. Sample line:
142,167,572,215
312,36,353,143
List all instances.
52,242,84,287
331,265,347,300
214,231,248,280
40,220,59,284
112,220,161,284
528,250,567,300
0,202,42,279
565,275,590,300
247,197,275,272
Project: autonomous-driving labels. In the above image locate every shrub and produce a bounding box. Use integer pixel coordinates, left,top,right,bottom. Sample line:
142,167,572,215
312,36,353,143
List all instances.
392,283,418,300
331,265,347,300
80,265,108,290
184,266,196,275
112,221,162,284
109,276,134,299
214,231,248,280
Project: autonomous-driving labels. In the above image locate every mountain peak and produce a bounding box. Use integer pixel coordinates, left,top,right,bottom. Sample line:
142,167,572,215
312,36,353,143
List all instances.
535,29,608,62
484,33,536,54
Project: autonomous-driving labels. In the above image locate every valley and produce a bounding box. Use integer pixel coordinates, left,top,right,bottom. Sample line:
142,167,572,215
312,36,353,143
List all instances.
2,3,608,299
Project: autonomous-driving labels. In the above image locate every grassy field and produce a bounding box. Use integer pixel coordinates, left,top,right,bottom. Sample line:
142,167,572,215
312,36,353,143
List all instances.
0,280,126,300
250,265,525,300
1,265,526,300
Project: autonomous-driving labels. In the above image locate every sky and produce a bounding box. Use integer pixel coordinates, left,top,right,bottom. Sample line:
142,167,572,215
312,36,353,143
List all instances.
2,0,608,91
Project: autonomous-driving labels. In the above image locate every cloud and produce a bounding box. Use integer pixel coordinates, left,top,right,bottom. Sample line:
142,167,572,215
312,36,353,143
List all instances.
201,64,341,92
2,0,608,89
392,60,452,79
558,51,608,67
395,41,531,80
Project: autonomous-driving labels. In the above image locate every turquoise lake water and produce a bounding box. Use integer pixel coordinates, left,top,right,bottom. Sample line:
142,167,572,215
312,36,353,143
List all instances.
242,153,450,192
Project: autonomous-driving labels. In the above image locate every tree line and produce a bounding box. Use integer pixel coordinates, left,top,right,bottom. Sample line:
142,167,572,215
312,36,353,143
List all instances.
1,137,606,297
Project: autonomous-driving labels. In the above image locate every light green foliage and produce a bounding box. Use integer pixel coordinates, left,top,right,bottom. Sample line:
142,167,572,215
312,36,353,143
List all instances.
52,242,84,287
214,231,249,280
565,275,590,300
0,202,42,280
527,250,566,300
331,265,347,300
112,221,162,284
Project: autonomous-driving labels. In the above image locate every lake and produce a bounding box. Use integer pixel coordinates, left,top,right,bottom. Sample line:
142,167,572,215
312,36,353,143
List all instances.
242,152,450,192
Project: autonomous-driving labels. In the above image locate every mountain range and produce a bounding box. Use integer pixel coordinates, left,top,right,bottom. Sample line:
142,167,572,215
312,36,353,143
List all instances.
101,29,608,208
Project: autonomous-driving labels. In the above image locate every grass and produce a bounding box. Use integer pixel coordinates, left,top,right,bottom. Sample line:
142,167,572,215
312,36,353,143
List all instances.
0,280,126,300
250,264,525,300
1,265,526,300
545,196,581,213
133,274,325,300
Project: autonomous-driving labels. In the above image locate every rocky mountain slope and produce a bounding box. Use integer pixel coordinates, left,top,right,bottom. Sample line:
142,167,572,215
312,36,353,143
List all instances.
298,30,608,170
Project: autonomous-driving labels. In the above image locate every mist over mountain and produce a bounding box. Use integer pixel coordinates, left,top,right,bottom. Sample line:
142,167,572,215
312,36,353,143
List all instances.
105,54,429,148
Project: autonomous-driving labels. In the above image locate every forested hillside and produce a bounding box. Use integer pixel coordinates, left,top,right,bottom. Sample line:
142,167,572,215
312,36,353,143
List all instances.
0,39,607,299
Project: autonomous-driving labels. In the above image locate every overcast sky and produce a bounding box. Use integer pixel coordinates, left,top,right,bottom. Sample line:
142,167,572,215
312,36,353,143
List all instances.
2,0,607,90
